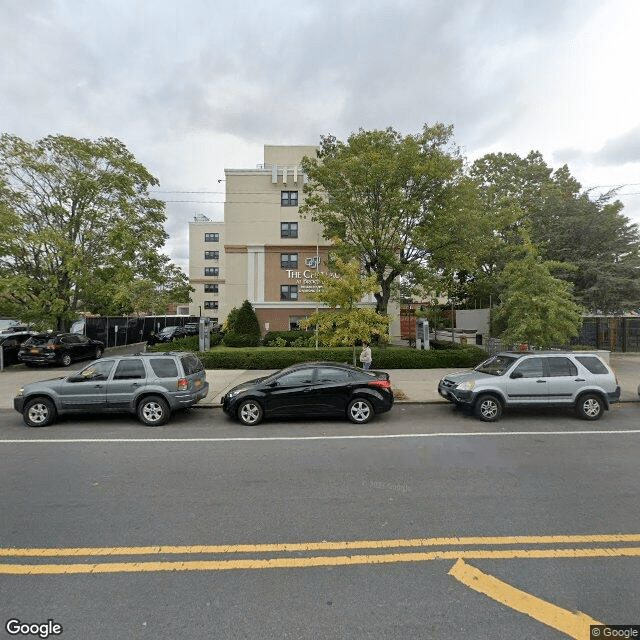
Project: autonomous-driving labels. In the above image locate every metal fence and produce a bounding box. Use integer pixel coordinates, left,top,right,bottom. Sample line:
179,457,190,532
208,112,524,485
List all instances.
480,317,640,354
71,315,199,348
573,317,640,352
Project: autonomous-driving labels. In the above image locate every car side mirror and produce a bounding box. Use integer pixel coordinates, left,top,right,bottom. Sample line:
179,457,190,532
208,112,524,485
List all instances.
68,375,85,383
510,372,523,379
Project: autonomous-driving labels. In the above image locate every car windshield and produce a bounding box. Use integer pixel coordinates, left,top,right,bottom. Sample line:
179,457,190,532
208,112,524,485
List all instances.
474,355,518,376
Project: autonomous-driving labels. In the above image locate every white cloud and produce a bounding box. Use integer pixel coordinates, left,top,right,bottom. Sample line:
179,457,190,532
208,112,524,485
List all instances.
2,0,640,271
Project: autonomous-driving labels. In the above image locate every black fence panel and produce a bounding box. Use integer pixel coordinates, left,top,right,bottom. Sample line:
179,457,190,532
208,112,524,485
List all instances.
573,317,640,352
71,316,199,348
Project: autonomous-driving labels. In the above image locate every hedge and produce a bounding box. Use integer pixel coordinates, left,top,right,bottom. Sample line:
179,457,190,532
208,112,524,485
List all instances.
190,345,487,369
263,330,315,346
148,337,488,369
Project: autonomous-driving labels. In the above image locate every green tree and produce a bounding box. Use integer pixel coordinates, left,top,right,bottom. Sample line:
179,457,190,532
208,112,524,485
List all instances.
459,151,562,308
493,239,583,348
301,257,390,365
531,188,640,313
0,134,190,330
300,125,488,315
469,151,640,313
223,299,261,347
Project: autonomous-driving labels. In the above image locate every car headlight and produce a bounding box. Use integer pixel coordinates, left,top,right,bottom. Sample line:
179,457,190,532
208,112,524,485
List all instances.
16,387,24,397
227,389,244,399
456,380,476,391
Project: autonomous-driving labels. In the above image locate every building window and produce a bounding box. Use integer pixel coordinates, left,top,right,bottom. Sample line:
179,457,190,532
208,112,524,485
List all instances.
289,315,309,331
204,267,219,277
281,253,298,269
204,233,219,242
204,284,219,293
280,285,298,301
204,251,219,260
281,191,299,207
280,222,298,238
204,301,219,310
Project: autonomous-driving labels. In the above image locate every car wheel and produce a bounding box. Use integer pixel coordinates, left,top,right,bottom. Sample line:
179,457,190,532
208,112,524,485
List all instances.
137,396,170,426
347,398,374,424
23,397,56,427
237,399,263,426
94,347,103,359
576,393,604,420
60,353,72,367
474,394,503,422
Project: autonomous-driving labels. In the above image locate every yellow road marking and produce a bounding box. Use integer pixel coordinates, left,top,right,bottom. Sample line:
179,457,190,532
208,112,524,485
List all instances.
2,546,640,575
449,559,602,640
3,532,640,557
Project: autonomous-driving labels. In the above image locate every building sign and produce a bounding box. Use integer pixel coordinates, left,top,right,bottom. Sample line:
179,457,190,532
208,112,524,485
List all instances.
286,255,338,295
286,269,323,293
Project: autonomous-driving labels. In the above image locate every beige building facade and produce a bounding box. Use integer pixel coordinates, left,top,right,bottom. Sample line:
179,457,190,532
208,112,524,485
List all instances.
189,145,336,332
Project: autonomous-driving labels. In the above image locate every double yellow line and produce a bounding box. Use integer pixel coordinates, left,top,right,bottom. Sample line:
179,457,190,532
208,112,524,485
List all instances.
1,533,639,575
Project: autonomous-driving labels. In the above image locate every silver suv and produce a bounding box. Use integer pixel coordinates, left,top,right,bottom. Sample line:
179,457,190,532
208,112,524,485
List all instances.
14,352,209,427
438,351,620,422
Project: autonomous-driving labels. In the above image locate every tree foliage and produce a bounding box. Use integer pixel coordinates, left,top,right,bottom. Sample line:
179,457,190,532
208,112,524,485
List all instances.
301,257,390,364
0,134,190,329
469,151,640,313
493,239,584,348
300,125,488,315
223,300,261,347
531,189,640,313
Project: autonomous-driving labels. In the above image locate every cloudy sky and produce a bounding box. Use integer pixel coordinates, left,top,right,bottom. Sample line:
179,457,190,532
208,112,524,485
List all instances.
2,0,639,273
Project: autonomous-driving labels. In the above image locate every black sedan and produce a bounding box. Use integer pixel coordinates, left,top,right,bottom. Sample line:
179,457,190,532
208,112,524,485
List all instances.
221,361,394,426
0,331,34,366
18,332,105,367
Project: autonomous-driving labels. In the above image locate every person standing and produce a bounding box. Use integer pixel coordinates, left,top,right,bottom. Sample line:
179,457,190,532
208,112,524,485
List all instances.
359,340,372,370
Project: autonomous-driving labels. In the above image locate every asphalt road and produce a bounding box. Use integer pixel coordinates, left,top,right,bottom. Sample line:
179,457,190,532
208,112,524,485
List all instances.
1,404,639,639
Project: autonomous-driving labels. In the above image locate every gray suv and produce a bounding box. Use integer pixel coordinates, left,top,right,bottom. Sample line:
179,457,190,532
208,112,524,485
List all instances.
14,352,209,427
438,351,620,422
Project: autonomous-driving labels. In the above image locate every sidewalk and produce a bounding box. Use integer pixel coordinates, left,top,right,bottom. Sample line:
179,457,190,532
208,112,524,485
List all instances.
1,353,638,410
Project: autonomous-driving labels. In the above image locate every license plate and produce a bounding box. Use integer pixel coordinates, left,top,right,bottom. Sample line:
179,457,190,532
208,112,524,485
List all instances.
30,348,39,353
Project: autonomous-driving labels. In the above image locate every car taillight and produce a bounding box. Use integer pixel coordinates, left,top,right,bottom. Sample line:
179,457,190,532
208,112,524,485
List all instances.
177,378,188,391
368,380,391,389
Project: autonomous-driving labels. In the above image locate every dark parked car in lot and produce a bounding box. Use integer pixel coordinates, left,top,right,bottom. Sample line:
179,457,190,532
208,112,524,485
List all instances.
14,351,209,427
221,361,394,426
183,323,199,335
18,332,105,367
0,331,34,366
155,326,188,343
438,351,620,422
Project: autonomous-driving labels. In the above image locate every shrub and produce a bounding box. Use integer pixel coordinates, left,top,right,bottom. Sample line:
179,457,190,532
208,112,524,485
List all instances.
263,330,313,346
222,329,260,348
148,335,199,352
430,340,461,350
235,300,261,337
223,300,261,347
195,344,487,370
149,334,225,352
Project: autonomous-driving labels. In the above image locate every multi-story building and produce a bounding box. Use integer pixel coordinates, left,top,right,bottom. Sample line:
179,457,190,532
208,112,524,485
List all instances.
189,145,334,333
189,213,225,323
